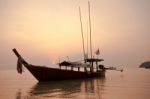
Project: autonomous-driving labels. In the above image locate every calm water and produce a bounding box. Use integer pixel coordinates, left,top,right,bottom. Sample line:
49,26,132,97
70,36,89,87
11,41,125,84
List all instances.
0,68,150,99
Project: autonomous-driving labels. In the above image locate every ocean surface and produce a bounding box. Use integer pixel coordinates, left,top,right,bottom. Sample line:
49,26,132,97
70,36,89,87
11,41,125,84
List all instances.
0,68,150,99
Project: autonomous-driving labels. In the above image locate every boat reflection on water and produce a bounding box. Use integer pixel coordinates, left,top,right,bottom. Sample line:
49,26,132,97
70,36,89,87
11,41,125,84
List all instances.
22,77,106,99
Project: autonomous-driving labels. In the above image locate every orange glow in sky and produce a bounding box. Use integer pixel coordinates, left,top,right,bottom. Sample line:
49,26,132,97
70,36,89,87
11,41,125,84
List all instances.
0,0,150,69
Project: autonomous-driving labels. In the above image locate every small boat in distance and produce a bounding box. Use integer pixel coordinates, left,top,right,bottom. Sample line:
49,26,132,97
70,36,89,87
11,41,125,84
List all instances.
12,2,108,82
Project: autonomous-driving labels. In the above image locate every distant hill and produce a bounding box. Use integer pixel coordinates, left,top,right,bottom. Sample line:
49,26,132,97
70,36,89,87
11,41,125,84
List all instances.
139,61,150,68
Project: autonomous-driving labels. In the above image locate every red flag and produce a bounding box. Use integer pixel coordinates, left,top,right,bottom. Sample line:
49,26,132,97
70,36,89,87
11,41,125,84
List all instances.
95,49,100,55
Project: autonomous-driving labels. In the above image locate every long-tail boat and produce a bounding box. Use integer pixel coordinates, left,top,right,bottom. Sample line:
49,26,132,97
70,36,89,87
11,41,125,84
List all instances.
12,2,108,82
13,48,105,82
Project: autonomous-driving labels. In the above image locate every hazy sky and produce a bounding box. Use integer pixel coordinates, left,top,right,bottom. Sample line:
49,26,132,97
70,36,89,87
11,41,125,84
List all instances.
0,0,150,70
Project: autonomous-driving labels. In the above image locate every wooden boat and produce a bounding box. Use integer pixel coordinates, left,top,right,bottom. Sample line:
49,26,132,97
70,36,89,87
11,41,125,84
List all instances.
13,49,105,82
12,2,108,82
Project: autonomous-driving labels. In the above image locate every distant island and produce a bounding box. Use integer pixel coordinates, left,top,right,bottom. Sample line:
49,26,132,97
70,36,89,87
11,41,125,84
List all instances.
139,61,150,69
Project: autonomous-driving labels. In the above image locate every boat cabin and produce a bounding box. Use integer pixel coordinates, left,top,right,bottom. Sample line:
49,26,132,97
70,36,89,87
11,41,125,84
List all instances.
59,58,104,73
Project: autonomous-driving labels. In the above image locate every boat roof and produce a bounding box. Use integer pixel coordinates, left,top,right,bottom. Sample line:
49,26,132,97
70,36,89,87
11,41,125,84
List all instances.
59,61,91,67
85,58,104,62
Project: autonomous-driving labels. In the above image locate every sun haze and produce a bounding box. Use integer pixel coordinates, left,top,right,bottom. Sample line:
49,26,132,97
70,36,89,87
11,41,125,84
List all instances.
0,0,150,69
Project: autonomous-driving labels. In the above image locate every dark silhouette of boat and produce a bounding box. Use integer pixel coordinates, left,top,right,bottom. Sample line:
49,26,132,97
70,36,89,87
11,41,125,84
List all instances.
12,2,109,82
13,49,105,82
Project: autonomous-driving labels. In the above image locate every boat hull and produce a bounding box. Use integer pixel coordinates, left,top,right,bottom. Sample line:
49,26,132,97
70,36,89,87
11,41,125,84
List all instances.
12,48,105,82
24,64,105,82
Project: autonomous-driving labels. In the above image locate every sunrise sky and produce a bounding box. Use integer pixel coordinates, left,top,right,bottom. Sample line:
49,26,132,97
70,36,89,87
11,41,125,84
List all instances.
0,0,150,69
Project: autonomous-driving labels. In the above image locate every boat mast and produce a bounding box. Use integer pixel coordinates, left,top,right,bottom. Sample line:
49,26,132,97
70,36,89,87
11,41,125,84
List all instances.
79,6,86,62
88,1,92,59
86,22,89,59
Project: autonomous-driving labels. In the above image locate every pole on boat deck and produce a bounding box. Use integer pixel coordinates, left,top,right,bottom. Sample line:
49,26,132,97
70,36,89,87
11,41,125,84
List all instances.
71,66,73,71
78,67,80,71
79,6,86,62
79,6,87,72
96,61,98,71
84,67,87,72
88,1,92,59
